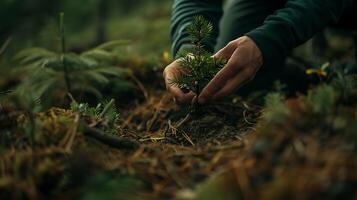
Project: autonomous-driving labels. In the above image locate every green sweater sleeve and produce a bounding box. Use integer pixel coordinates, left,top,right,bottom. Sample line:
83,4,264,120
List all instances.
171,0,223,57
246,0,353,67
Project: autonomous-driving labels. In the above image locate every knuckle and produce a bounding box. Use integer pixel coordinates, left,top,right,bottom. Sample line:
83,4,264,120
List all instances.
227,41,236,47
200,91,210,100
163,66,171,75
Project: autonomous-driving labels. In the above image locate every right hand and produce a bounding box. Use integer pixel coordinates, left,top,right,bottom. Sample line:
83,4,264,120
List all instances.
163,60,196,104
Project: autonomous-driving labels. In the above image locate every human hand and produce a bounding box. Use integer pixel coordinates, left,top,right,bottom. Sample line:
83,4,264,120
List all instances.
198,36,263,104
163,60,196,104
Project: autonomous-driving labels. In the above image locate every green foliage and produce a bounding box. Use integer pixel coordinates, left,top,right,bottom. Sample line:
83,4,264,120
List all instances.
6,86,43,147
187,16,213,45
15,33,130,107
307,84,337,114
331,73,356,103
70,99,120,125
273,80,287,93
193,171,243,200
264,93,290,124
10,86,42,114
170,16,226,95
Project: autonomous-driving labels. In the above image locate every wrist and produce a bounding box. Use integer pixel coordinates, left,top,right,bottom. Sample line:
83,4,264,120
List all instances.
244,36,263,67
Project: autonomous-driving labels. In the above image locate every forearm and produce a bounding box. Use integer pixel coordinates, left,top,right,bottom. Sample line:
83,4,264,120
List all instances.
171,0,223,57
246,0,353,67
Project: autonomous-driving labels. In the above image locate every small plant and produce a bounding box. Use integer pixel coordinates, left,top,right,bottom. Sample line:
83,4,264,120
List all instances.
70,99,139,149
70,99,120,126
15,13,131,107
170,16,226,96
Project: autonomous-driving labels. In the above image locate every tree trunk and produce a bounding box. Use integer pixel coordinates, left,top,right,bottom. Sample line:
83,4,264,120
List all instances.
96,0,108,45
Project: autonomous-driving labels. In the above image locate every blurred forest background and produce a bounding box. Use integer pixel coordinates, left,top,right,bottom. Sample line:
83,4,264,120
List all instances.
0,0,171,66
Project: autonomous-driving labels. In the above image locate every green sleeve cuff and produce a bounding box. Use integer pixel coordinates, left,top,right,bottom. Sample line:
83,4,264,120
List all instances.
246,0,352,69
246,28,286,69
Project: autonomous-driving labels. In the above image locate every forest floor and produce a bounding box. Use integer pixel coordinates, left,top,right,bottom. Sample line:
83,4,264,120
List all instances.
0,2,357,197
1,60,357,199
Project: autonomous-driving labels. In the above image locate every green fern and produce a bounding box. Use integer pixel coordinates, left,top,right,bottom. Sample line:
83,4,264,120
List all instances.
170,16,226,95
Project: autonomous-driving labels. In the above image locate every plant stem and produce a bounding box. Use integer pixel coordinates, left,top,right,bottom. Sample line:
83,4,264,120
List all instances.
193,33,203,113
60,12,71,93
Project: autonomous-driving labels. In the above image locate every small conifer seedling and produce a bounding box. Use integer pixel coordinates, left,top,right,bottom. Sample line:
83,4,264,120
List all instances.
170,16,226,97
15,13,131,107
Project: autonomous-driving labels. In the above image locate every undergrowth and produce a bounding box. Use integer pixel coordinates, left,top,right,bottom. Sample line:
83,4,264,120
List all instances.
14,13,131,108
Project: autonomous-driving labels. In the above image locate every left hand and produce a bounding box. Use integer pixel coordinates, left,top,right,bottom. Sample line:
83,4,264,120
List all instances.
198,36,263,104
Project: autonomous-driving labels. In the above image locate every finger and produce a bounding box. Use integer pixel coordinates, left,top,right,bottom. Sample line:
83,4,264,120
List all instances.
168,85,195,104
198,51,244,104
214,41,236,60
191,95,198,106
163,67,178,86
212,70,254,100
